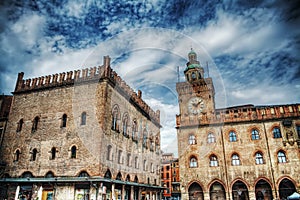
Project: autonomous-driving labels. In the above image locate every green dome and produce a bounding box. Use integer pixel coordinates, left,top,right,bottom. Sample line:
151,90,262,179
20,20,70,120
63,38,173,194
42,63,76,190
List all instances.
188,49,196,56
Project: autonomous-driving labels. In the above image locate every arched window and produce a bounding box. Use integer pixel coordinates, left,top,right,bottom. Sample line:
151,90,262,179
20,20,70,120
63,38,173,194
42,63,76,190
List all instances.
17,118,23,132
207,133,216,143
143,160,147,171
118,150,123,164
81,112,86,125
191,72,196,80
14,149,21,162
143,130,148,148
251,129,260,140
255,152,264,164
111,105,119,131
132,119,137,140
150,163,154,173
232,154,240,166
32,116,39,132
189,156,198,168
229,131,237,142
107,145,112,160
277,151,287,163
31,148,38,161
127,153,131,166
122,113,129,136
61,114,67,128
273,127,282,138
135,156,139,169
51,147,56,160
71,146,77,159
189,134,196,145
209,155,218,167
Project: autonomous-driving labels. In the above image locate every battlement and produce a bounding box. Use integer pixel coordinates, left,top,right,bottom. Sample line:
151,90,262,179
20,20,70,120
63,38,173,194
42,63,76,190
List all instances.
176,103,300,127
14,56,160,125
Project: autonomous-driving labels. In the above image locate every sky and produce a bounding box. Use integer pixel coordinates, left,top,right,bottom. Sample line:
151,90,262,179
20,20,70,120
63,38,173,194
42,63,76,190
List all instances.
0,0,299,155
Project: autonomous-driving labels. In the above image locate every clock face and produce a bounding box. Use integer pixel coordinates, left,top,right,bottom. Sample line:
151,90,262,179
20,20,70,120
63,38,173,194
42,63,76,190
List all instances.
188,97,205,115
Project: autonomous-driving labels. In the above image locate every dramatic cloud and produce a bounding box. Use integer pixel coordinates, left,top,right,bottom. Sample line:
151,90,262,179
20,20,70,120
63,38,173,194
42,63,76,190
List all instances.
0,0,299,155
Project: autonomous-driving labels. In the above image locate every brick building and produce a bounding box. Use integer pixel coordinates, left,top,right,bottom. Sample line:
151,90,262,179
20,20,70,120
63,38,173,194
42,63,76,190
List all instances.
0,56,162,200
176,49,300,200
0,95,13,179
161,153,181,200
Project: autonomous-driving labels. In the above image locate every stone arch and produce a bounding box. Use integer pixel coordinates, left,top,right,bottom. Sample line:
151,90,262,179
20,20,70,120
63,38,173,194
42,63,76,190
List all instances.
45,171,55,178
134,175,138,183
116,171,122,180
21,171,34,178
254,178,273,200
231,179,250,200
104,169,112,179
77,170,89,177
125,174,130,182
278,178,296,199
209,180,226,200
188,181,204,200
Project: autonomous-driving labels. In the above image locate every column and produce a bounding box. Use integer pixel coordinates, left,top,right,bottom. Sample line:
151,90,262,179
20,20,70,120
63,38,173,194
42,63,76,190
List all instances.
248,189,256,200
130,186,134,200
138,187,141,200
203,192,210,200
111,184,115,200
122,185,125,200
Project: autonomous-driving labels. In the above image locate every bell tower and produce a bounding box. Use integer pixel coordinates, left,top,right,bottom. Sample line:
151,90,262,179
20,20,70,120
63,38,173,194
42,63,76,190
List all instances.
176,49,216,126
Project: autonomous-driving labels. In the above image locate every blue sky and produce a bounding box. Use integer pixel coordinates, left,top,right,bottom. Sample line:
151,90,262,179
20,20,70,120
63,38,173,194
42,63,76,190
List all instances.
1,0,299,155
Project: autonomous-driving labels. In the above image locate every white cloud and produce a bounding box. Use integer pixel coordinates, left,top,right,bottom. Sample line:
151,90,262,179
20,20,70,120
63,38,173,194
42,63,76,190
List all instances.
230,84,300,106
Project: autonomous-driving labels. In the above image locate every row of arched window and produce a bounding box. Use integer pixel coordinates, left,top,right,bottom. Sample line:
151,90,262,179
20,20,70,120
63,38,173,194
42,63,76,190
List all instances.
189,150,288,168
13,145,78,162
188,127,284,145
106,145,159,174
111,105,159,152
16,112,88,133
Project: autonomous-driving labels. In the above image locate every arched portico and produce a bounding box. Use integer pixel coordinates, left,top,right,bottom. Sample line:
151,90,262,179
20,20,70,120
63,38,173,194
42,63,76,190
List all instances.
232,180,249,200
188,182,204,200
209,181,226,200
255,179,273,200
278,178,296,199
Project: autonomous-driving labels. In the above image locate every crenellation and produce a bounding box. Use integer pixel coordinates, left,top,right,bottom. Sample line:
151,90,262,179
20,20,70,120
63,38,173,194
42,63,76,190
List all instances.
12,56,161,125
45,75,51,85
66,71,73,81
178,104,300,127
25,79,31,89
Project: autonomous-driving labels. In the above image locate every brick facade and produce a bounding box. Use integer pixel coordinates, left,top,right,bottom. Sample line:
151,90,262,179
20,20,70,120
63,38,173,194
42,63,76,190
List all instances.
0,56,162,200
176,49,300,200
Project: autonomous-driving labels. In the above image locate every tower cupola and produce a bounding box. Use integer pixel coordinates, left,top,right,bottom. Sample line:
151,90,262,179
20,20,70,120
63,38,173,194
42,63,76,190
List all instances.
184,49,204,82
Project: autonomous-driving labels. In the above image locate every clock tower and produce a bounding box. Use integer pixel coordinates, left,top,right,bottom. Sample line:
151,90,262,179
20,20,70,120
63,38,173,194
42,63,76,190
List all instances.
176,49,215,125
176,49,217,199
